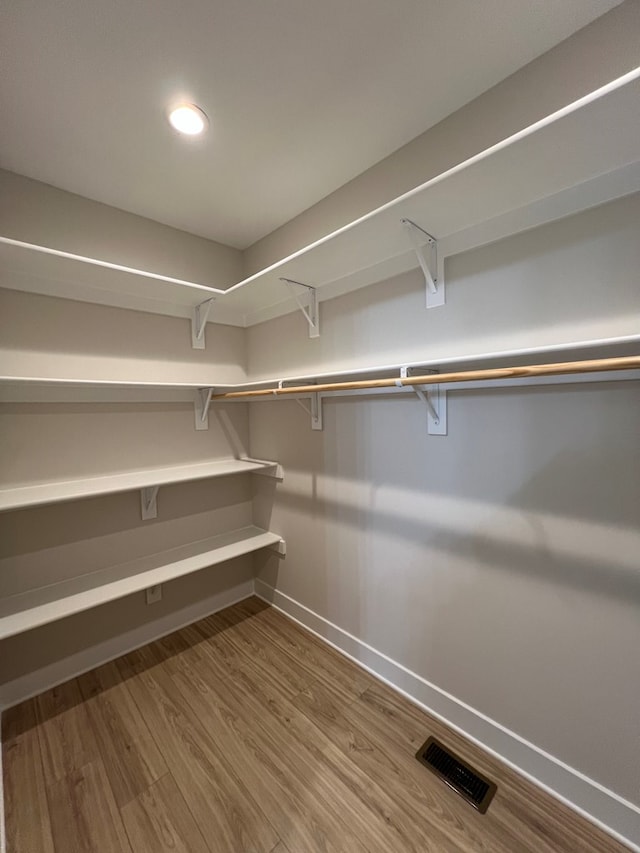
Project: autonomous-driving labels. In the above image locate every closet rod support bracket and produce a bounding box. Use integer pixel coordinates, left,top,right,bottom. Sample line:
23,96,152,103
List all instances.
280,278,320,338
191,298,215,349
140,485,159,520
401,367,447,435
294,393,323,430
401,219,444,308
195,387,214,431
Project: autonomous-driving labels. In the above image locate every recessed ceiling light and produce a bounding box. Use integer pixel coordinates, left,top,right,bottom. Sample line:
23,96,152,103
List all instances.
168,104,208,136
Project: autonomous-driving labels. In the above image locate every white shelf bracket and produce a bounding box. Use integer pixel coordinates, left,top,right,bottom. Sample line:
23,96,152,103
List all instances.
401,367,447,435
401,218,444,308
191,298,215,349
269,538,287,557
195,387,213,431
295,393,323,430
280,278,320,338
140,485,159,520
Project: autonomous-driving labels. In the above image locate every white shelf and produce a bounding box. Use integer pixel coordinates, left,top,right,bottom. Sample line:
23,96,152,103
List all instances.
0,457,282,513
0,525,283,640
219,72,640,325
2,69,639,327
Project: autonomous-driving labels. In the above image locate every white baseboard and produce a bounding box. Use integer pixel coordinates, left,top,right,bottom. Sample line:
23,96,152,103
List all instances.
255,579,640,852
0,580,254,710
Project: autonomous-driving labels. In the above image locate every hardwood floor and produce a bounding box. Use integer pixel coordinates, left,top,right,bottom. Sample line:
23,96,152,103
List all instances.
2,596,628,852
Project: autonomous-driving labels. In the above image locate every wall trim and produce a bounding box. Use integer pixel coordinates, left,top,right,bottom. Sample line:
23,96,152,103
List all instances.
0,580,254,711
255,578,640,852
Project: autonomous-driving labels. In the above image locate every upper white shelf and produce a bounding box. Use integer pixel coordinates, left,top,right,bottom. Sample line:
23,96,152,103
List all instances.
221,70,640,325
0,457,282,513
1,69,639,327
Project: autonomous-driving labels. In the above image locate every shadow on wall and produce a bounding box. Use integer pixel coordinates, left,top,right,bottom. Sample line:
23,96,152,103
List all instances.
319,385,639,529
262,445,640,606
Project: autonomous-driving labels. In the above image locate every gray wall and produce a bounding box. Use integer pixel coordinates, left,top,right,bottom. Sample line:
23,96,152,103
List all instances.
247,193,640,806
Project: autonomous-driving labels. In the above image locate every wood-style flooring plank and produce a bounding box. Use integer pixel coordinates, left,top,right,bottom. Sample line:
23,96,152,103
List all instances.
135,650,370,853
77,660,168,807
46,760,132,853
33,679,100,785
170,666,376,853
117,648,279,853
175,638,460,853
294,678,524,853
2,699,55,853
3,596,631,853
233,598,377,700
206,605,314,697
120,772,212,853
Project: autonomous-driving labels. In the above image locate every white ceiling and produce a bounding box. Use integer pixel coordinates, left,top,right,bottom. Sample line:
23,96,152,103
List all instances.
0,0,622,249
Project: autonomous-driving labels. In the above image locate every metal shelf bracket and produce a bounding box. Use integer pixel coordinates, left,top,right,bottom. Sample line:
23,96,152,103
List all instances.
140,485,159,520
280,278,320,338
195,387,213,431
401,219,444,308
191,298,215,349
401,367,447,435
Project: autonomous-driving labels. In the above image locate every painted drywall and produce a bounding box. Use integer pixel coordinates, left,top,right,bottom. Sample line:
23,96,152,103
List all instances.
247,192,640,814
246,193,640,380
0,288,246,385
244,0,640,277
0,169,242,289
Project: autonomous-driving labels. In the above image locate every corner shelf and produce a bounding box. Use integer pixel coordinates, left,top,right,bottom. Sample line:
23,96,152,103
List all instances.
0,525,284,640
1,69,639,329
0,457,283,513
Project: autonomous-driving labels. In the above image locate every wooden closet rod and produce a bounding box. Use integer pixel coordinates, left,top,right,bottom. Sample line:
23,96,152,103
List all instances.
212,355,640,400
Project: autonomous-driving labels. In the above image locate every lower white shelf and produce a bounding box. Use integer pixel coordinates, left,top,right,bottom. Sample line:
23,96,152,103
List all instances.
0,525,284,640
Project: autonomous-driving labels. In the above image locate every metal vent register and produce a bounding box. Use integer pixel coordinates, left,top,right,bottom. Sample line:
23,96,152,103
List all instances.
416,737,497,813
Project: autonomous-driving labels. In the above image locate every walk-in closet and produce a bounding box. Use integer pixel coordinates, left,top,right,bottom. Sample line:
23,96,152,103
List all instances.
1,2,639,851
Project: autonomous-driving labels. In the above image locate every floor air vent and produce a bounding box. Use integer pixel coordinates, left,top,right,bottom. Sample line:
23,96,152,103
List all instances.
416,737,497,814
